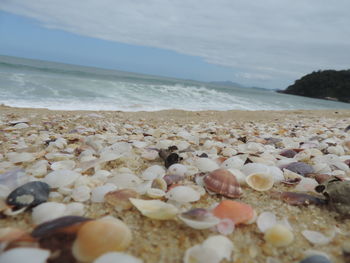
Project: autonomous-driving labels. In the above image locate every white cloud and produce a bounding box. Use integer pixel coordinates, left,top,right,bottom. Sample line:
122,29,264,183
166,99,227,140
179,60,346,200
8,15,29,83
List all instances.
1,0,350,87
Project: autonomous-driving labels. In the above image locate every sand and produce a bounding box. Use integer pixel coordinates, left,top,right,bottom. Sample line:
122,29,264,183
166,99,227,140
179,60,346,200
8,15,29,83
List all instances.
0,105,350,263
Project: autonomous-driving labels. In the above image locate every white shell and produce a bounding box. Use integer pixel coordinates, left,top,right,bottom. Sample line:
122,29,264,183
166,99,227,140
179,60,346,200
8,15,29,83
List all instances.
71,186,91,202
227,169,247,185
64,202,85,216
146,188,166,199
221,156,244,170
167,164,187,177
245,173,274,191
294,178,318,193
178,213,220,230
166,186,200,203
241,163,269,176
141,165,165,180
108,173,142,189
91,184,117,203
7,152,36,163
32,202,67,225
51,160,76,171
301,230,332,245
27,160,48,177
141,149,159,160
202,235,234,261
44,170,80,188
257,212,277,233
0,247,50,263
184,244,221,263
129,198,178,220
194,158,219,172
93,252,143,263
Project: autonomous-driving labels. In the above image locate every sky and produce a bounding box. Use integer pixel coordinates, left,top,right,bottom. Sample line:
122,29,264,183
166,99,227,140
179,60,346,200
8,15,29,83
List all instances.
0,1,350,90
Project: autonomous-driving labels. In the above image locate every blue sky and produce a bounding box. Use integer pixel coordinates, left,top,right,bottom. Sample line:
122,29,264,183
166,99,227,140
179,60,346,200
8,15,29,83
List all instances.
1,1,350,89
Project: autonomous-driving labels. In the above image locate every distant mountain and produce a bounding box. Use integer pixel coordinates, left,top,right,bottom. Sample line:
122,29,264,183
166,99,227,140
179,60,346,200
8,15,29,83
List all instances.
209,80,271,91
279,70,350,103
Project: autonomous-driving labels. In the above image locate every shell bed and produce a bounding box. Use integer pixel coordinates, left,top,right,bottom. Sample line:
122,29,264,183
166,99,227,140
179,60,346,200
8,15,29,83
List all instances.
0,106,349,263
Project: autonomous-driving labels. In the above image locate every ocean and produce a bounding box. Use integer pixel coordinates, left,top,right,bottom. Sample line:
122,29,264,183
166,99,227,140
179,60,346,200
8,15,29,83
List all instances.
0,55,349,111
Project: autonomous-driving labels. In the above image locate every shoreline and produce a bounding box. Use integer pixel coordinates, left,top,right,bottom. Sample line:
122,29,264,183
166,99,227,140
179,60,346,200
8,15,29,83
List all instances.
0,105,349,263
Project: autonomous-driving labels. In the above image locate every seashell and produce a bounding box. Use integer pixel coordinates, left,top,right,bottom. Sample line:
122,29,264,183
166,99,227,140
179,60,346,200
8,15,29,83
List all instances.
284,162,314,176
294,177,318,192
51,160,76,171
27,160,48,177
45,152,74,161
151,178,167,191
6,181,50,210
7,152,36,163
104,189,139,211
178,208,220,229
166,186,200,203
91,184,117,203
268,166,284,183
141,165,165,181
301,230,333,245
279,149,297,158
194,157,219,172
203,169,242,198
146,188,166,199
312,163,332,174
216,218,235,235
129,198,178,220
212,200,255,225
108,173,142,189
227,169,246,185
220,156,244,170
64,202,85,217
303,250,331,261
141,149,159,161
270,191,326,206
163,174,183,185
93,252,143,263
0,247,50,263
202,235,234,261
299,255,331,263
264,224,294,247
31,216,91,238
241,163,270,176
167,163,187,177
71,186,91,202
221,147,237,157
44,170,80,188
257,212,277,233
32,202,67,225
132,140,148,149
0,169,28,191
72,217,132,262
0,227,28,244
246,173,274,191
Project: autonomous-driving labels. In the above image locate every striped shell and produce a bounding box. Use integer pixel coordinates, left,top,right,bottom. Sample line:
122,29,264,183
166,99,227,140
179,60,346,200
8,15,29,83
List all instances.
203,169,242,198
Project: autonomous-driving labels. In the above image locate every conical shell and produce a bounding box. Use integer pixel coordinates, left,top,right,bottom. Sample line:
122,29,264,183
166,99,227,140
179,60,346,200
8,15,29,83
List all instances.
203,169,242,198
245,173,274,191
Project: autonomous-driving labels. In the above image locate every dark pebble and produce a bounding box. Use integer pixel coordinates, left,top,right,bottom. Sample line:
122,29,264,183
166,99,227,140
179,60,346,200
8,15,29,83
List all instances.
299,255,331,263
285,162,314,176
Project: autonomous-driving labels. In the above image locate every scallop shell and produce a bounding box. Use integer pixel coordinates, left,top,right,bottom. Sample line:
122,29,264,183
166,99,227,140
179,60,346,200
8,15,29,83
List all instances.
93,252,143,263
166,186,200,203
246,173,274,191
178,208,220,229
203,169,242,198
72,217,132,262
0,247,50,263
129,198,178,220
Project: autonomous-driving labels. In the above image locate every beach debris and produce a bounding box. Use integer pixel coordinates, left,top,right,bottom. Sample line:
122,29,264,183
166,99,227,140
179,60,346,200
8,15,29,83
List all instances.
203,169,242,198
105,189,139,212
246,173,274,191
93,252,143,263
301,230,333,245
264,224,294,247
284,162,314,176
315,177,350,217
0,247,50,263
178,208,220,230
212,200,255,225
166,185,200,203
270,191,326,206
184,235,234,263
6,181,50,210
72,216,132,262
129,198,178,220
299,255,332,263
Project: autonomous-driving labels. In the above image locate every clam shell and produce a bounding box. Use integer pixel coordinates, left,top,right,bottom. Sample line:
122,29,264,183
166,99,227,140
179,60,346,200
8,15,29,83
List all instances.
93,252,143,263
178,208,220,229
108,173,142,189
7,152,36,163
44,170,80,188
284,162,314,176
246,173,274,191
166,186,200,203
257,211,277,233
32,202,67,225
146,188,166,199
220,156,244,170
91,184,117,203
51,160,76,171
129,198,178,220
141,165,165,181
202,235,234,261
71,186,91,202
194,158,219,172
301,230,332,245
241,163,270,176
213,200,255,225
167,163,187,177
203,169,242,198
72,217,132,262
0,247,50,263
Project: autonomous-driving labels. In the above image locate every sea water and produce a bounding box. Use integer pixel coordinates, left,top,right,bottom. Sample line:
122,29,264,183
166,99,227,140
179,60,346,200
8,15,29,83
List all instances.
0,55,349,111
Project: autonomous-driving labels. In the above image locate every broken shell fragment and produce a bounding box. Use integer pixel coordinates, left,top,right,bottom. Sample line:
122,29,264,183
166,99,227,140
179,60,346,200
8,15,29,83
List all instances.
72,217,132,262
178,208,220,229
104,189,139,211
264,224,294,247
245,173,274,191
203,169,242,198
129,198,178,220
6,181,50,210
212,200,255,225
166,186,200,203
301,230,333,245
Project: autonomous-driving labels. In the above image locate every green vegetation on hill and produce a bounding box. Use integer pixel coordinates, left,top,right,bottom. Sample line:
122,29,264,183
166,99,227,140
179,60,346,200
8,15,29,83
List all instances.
281,70,350,103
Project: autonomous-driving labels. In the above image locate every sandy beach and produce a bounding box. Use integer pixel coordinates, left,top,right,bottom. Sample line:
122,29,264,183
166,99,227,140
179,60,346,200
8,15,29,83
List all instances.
0,105,350,263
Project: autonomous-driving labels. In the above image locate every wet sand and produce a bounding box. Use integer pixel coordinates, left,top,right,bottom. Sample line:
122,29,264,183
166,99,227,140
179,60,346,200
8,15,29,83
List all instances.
0,105,350,263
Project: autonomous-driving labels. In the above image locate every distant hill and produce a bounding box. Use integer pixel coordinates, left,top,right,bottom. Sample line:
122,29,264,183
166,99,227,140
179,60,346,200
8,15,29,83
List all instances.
210,80,271,91
280,70,350,103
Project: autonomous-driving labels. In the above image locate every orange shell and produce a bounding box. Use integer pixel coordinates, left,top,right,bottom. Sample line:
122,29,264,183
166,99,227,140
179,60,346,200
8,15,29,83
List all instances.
212,200,254,225
203,169,242,198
